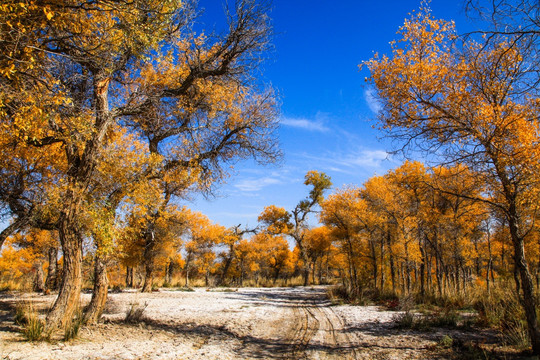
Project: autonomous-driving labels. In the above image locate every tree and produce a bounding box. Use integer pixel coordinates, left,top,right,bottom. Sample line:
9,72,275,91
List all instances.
258,171,332,286
216,225,256,286
183,210,225,287
0,0,279,329
364,6,540,352
320,186,371,295
303,226,332,284
1,230,58,291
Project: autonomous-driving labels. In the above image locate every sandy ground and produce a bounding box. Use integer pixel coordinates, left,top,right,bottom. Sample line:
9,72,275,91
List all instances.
0,287,499,360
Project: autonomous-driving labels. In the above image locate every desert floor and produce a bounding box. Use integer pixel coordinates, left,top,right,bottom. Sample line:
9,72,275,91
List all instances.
0,286,503,359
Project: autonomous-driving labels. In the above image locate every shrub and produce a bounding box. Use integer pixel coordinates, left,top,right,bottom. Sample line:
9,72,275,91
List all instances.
125,302,148,323
14,302,29,326
179,286,195,292
393,311,417,329
474,285,530,348
16,303,48,341
439,335,453,348
22,314,46,341
430,309,459,328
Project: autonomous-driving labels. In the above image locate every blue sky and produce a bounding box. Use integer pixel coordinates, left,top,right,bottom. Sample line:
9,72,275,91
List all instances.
0,1,476,234
189,0,478,229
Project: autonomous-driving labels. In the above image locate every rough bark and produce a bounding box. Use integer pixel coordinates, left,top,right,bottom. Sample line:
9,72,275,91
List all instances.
45,247,58,291
141,226,156,292
509,213,540,354
46,221,83,329
125,266,133,288
165,260,174,285
386,229,396,295
32,261,45,293
217,244,235,287
84,253,109,325
46,77,111,329
0,216,28,250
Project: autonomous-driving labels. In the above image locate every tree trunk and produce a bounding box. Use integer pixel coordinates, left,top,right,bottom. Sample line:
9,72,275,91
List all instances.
46,222,83,329
239,258,245,287
142,261,154,292
302,262,309,286
46,76,111,330
141,228,156,293
33,260,45,293
0,216,28,250
386,229,396,295
435,254,443,297
379,235,385,291
486,228,493,293
217,244,234,287
125,266,133,288
273,267,281,284
166,260,174,285
509,215,540,355
184,256,191,288
370,240,378,291
45,247,58,291
84,253,109,325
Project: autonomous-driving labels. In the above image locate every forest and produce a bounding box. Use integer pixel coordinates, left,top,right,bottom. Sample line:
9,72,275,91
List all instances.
2,0,540,358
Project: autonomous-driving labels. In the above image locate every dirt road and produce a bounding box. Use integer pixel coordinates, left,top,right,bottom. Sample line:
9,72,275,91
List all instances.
0,287,479,359
232,287,361,359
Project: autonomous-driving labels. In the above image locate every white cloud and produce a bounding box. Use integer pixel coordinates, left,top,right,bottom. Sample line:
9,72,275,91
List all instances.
280,117,329,132
342,150,389,168
364,88,382,114
234,176,283,192
294,149,392,175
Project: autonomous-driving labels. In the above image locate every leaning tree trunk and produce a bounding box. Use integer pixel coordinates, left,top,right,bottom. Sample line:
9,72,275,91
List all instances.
84,253,109,325
509,213,540,355
46,76,112,330
0,216,28,250
46,219,83,329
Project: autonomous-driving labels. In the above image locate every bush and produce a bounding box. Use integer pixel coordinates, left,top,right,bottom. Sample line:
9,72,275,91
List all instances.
14,302,29,326
430,309,459,328
439,335,453,348
22,314,46,341
474,285,530,348
16,303,48,341
327,285,372,305
125,301,148,323
393,308,460,331
393,311,417,329
179,286,195,292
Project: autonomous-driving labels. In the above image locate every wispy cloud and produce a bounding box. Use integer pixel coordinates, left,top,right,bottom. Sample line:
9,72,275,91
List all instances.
364,87,382,114
234,176,283,192
340,149,390,168
293,148,393,176
280,116,329,132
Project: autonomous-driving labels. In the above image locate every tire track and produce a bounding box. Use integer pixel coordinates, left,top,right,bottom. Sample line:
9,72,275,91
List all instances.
278,289,358,360
285,300,320,359
303,300,358,360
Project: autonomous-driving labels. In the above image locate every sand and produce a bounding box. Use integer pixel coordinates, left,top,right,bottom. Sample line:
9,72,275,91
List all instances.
0,286,497,359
